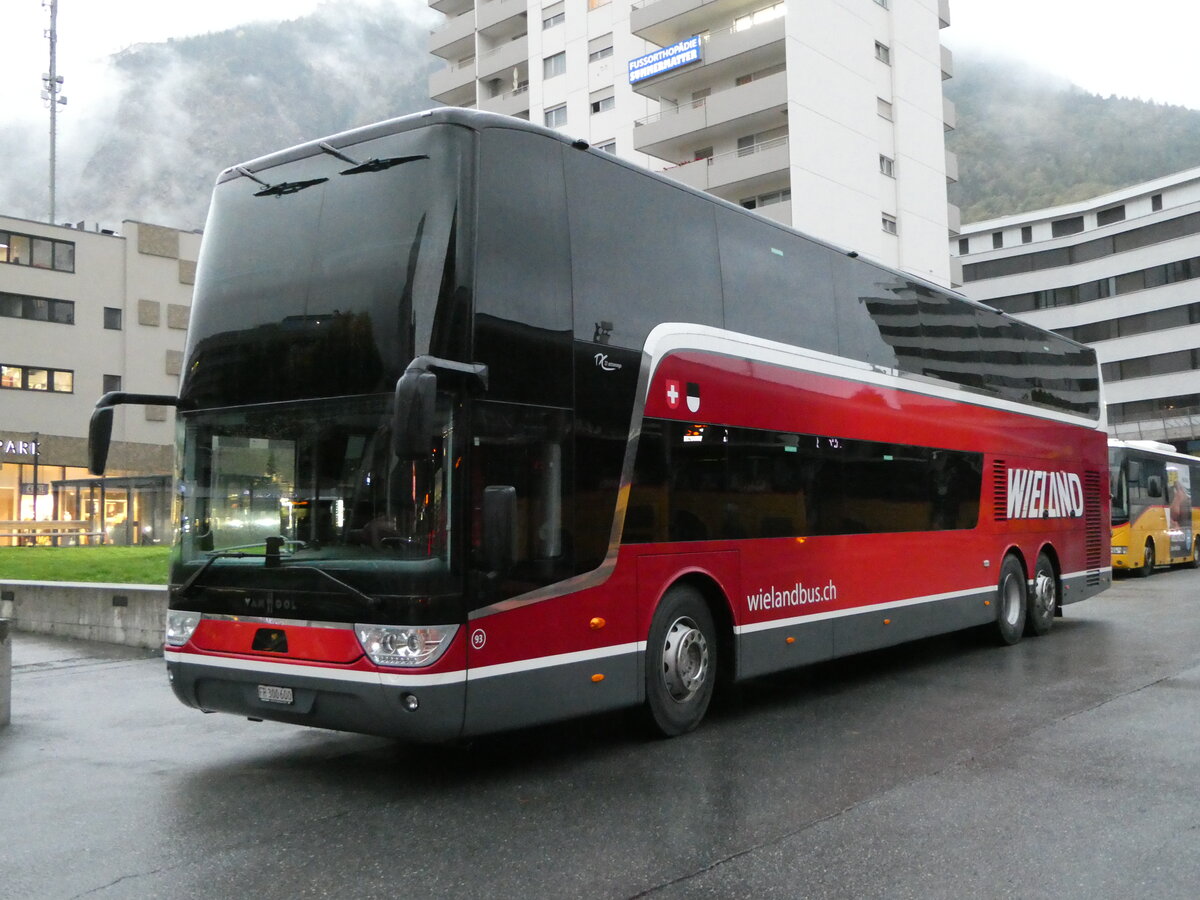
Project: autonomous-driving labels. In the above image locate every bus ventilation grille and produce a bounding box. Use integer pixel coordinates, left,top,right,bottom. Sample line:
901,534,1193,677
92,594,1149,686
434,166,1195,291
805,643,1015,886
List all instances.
992,460,1007,521
1085,469,1103,585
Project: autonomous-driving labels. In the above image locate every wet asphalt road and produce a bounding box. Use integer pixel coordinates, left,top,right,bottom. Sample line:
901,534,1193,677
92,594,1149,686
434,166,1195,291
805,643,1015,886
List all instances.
2,570,1199,900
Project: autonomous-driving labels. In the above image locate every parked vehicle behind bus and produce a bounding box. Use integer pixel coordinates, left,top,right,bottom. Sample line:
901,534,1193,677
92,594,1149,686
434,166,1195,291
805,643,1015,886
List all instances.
1109,439,1200,575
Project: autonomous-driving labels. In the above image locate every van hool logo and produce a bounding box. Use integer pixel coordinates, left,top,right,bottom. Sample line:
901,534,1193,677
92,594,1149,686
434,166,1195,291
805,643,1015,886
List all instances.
1007,469,1084,519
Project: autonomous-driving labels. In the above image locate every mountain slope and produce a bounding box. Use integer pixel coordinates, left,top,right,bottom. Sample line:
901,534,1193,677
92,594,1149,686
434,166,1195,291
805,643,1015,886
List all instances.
945,54,1200,223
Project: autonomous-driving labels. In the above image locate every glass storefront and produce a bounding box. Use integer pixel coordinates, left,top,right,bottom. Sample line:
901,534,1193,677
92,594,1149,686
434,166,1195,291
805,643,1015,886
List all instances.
0,460,170,546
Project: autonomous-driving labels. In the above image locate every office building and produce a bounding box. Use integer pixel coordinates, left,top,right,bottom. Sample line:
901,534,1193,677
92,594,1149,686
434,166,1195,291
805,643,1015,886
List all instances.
953,167,1200,450
429,0,958,286
0,215,198,545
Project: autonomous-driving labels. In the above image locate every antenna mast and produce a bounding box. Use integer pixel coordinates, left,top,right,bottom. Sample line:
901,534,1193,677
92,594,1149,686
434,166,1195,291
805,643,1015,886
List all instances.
42,0,67,223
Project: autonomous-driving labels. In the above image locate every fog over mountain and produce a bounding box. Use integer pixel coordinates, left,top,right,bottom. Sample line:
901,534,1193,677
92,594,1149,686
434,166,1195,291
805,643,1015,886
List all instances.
6,8,1200,234
2,1,438,232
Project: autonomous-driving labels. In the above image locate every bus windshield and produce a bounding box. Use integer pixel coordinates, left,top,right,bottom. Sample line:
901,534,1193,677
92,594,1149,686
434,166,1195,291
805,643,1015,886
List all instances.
176,394,456,577
181,124,469,409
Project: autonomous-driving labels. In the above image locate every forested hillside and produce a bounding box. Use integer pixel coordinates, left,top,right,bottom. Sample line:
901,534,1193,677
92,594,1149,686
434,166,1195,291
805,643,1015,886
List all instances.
946,54,1200,223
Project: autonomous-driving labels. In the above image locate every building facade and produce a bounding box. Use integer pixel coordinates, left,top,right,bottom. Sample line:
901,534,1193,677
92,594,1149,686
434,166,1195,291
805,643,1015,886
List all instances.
952,167,1200,451
429,0,958,286
0,215,198,545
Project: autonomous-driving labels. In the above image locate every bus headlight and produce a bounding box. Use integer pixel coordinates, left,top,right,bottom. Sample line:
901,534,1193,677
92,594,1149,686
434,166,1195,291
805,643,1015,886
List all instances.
166,611,201,646
356,624,458,667
1111,546,1127,555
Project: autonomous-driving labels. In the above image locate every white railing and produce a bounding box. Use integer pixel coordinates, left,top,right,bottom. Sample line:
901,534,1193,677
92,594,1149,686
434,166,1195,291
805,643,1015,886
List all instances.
663,135,787,171
1111,407,1200,443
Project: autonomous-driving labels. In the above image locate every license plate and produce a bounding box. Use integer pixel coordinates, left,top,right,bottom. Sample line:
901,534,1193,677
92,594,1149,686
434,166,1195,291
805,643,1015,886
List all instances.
257,684,294,705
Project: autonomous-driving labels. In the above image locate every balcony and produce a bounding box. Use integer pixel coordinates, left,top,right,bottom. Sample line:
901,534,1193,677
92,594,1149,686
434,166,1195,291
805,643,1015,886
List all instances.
429,10,475,61
661,136,789,198
633,70,786,161
940,44,953,80
629,16,785,101
477,0,526,33
431,57,477,106
476,36,528,80
478,83,530,118
630,0,765,48
943,95,956,132
429,0,474,16
945,149,958,185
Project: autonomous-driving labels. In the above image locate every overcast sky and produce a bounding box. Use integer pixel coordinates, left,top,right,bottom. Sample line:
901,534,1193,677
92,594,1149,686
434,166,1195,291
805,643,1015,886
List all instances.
2,0,1199,119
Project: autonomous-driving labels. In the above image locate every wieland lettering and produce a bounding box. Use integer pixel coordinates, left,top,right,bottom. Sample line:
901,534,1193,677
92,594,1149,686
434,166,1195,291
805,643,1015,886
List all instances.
1007,468,1084,519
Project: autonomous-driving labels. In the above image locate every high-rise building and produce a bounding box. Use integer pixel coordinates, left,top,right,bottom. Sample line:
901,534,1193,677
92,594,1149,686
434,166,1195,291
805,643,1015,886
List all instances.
953,167,1200,450
0,215,197,545
429,0,958,286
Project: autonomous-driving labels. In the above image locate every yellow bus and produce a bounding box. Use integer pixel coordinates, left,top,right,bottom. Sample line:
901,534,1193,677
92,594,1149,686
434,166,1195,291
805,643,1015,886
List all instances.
1109,439,1200,575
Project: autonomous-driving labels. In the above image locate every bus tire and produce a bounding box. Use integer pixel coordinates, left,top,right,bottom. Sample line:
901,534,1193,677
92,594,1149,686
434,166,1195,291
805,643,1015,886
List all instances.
1136,540,1155,577
1187,538,1200,570
1025,552,1057,636
994,555,1027,646
644,584,717,737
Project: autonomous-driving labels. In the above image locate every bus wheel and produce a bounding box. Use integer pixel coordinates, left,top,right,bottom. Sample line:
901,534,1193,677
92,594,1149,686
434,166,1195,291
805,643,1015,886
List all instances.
994,555,1027,646
645,585,716,737
1188,538,1200,570
1025,553,1057,636
1136,540,1155,577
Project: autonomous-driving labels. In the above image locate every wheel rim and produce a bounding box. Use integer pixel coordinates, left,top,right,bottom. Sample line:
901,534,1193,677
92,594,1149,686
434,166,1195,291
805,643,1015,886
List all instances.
661,615,710,703
1001,572,1023,628
1033,570,1055,619
1146,542,1155,571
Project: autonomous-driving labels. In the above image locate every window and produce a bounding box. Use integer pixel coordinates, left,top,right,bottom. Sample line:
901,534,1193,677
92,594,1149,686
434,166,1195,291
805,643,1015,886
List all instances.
875,41,890,64
1152,193,1163,212
628,421,982,541
0,363,74,393
1097,205,1125,227
694,146,714,162
588,42,613,63
1051,216,1084,238
736,128,786,158
543,51,566,79
0,229,75,272
882,213,898,235
877,98,893,120
0,291,74,325
103,374,123,394
734,2,785,31
992,231,1003,249
542,3,564,29
958,238,969,255
104,307,123,330
739,189,791,210
1021,225,1033,244
587,0,610,8
879,154,895,177
590,91,615,115
544,104,567,128
595,140,616,154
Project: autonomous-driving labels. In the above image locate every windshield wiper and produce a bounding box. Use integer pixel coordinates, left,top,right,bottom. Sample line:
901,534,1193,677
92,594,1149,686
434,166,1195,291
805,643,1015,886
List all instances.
176,538,299,598
176,540,381,608
235,165,328,197
317,141,428,175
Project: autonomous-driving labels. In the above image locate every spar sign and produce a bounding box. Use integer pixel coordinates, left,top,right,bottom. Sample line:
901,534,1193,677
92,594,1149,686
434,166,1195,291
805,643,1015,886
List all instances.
1007,468,1084,519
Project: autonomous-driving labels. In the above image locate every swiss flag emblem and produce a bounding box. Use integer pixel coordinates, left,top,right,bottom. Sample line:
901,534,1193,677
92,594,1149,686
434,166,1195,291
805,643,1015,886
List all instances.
665,379,681,409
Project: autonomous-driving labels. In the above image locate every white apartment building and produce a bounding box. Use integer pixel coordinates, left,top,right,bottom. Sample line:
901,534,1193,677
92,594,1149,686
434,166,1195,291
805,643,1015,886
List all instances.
429,0,958,286
0,215,198,544
952,168,1200,451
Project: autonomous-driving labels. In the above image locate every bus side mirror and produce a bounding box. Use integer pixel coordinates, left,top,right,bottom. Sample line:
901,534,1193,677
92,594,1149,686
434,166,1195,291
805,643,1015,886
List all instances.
392,370,437,459
1146,475,1164,499
482,485,516,573
88,406,115,475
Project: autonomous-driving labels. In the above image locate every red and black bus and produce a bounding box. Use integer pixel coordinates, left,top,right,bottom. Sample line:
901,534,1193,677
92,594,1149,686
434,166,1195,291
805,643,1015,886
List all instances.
90,109,1110,740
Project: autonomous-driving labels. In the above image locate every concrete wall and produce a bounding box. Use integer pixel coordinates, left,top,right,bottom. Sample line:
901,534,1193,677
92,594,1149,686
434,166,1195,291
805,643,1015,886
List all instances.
0,581,166,651
0,619,10,728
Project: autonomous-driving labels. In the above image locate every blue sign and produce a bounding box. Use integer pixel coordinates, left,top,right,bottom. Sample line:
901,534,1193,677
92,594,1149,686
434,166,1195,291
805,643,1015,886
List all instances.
628,36,703,84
